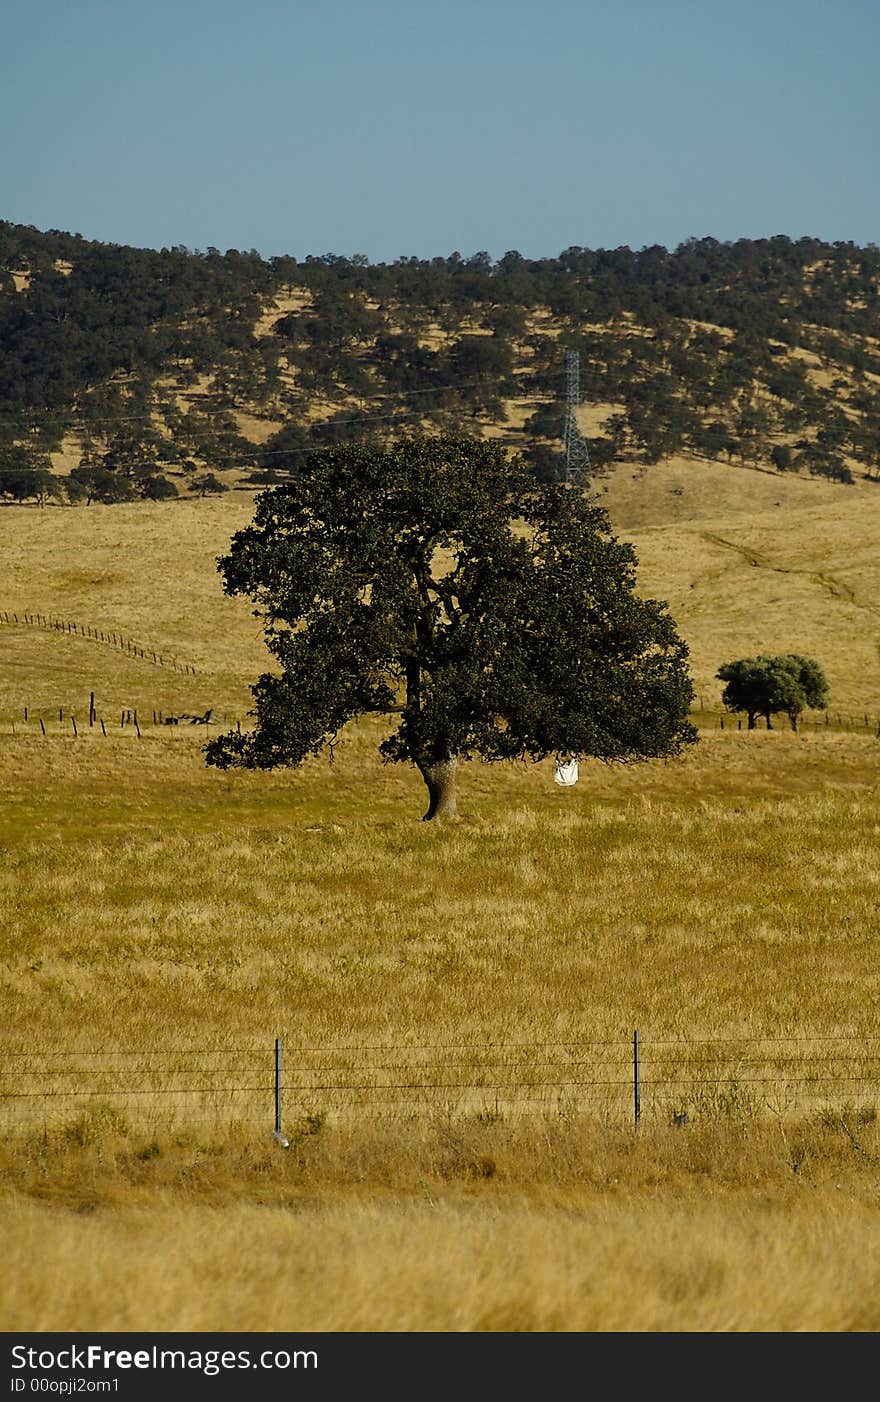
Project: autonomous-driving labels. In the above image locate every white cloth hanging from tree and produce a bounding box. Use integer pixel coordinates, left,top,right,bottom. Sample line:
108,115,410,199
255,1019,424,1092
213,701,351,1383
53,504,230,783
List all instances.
554,757,579,786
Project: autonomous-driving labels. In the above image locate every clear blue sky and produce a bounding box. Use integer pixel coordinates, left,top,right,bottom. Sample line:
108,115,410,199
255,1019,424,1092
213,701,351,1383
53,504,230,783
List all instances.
3,0,878,262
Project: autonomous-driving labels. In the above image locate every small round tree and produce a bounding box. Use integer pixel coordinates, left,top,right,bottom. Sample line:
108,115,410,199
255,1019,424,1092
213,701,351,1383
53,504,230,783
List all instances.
205,434,697,819
717,657,775,729
717,653,829,731
772,654,830,731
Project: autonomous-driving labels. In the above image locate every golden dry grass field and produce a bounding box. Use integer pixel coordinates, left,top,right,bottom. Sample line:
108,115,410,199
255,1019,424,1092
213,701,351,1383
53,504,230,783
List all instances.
1,460,879,1333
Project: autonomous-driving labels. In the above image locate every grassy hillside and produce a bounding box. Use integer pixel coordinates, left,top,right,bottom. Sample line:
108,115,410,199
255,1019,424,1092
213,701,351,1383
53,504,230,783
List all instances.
3,223,880,507
2,462,879,722
612,472,880,713
0,494,264,721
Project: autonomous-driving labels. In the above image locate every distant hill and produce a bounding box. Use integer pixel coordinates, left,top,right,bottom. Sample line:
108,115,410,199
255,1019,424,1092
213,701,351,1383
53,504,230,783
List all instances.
1,221,879,503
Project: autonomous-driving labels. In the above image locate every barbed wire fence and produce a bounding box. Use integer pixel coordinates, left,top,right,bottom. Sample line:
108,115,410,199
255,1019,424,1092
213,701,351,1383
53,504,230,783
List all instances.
0,610,198,674
689,698,880,735
0,704,243,737
2,700,877,741
2,1035,878,1138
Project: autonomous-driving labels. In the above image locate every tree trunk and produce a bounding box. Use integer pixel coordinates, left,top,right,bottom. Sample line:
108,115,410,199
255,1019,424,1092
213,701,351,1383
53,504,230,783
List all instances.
418,755,458,822
747,712,756,729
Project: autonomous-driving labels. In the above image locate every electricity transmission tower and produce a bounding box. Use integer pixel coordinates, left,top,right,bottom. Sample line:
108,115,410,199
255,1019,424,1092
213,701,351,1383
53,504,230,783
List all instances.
562,350,590,486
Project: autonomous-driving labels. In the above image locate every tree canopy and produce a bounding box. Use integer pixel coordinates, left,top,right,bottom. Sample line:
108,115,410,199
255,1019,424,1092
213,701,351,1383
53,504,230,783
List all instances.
205,434,697,818
717,653,830,731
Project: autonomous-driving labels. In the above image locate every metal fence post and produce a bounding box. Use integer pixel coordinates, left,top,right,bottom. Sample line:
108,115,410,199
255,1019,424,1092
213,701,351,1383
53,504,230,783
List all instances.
272,1037,289,1147
633,1029,641,1127
275,1037,282,1133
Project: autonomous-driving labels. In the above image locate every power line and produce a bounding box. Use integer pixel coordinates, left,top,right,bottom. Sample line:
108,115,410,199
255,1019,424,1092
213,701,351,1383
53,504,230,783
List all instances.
0,375,532,424
0,352,572,491
0,389,542,473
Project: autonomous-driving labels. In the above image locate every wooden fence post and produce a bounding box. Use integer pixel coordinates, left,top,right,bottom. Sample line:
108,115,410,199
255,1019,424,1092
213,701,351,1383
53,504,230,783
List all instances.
633,1030,641,1127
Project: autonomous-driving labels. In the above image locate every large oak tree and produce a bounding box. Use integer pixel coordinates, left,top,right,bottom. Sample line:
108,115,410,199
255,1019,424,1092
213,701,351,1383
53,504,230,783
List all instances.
205,435,697,818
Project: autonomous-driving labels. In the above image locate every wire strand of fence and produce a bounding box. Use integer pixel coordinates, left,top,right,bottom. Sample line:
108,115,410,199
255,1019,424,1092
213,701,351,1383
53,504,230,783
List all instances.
644,1075,880,1087
0,1085,271,1099
4,1033,879,1058
644,1034,880,1045
15,1054,880,1079
4,1076,879,1099
0,1049,273,1058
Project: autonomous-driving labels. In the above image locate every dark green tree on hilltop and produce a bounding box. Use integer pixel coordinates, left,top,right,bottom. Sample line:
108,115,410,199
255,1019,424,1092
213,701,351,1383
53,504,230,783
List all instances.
205,435,697,819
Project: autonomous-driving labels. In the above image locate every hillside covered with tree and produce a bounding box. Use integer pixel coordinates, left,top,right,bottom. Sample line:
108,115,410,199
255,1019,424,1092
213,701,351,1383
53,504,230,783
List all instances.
1,221,879,503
